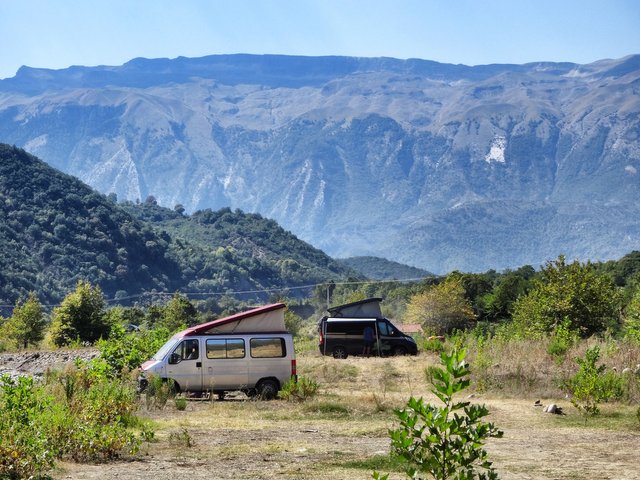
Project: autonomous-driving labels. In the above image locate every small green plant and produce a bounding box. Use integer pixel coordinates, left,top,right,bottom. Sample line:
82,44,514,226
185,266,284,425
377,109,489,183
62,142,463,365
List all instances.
279,376,319,401
422,336,445,353
174,397,187,411
303,401,351,417
144,375,177,410
169,428,194,448
378,349,503,480
566,346,625,417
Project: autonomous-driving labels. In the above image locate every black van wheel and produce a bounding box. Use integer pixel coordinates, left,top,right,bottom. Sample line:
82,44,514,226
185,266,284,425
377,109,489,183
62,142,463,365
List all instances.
393,346,407,356
332,346,348,359
257,379,279,400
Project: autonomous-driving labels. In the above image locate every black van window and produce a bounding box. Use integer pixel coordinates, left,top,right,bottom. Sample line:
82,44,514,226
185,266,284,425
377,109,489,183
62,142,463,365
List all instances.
206,339,246,359
377,321,389,336
250,338,286,358
327,321,375,335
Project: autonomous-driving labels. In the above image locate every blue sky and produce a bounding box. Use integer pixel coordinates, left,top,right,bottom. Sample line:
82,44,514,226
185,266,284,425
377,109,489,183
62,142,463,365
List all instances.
1,0,639,79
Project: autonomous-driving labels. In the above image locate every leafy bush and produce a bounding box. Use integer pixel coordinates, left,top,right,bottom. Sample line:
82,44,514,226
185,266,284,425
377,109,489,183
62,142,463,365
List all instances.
0,365,145,478
0,375,57,479
565,346,626,417
49,280,110,346
144,375,177,410
279,376,319,401
379,349,503,480
422,336,445,353
97,324,171,377
512,256,621,338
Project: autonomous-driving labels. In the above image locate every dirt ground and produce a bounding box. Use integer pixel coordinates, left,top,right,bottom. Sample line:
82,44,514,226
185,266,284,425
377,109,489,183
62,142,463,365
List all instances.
2,350,639,479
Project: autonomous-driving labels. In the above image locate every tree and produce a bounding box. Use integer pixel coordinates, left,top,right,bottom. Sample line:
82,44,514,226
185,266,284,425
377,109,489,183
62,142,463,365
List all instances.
512,256,621,338
49,281,108,346
405,278,475,335
6,292,46,349
158,293,197,331
480,268,535,322
173,204,185,215
284,308,303,337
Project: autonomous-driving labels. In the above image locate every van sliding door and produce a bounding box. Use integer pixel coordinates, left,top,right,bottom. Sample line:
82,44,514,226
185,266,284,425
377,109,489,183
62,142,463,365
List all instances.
202,338,249,390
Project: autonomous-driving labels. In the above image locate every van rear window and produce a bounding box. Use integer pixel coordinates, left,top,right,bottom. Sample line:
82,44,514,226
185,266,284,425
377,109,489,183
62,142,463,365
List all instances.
206,339,246,359
250,338,286,358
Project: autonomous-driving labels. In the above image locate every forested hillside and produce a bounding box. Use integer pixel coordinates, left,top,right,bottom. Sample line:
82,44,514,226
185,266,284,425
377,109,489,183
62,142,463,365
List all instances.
0,145,352,307
0,144,180,305
120,200,355,295
337,256,431,280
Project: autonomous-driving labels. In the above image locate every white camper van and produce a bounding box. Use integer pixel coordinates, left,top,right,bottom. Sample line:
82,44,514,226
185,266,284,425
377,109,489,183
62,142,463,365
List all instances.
139,303,296,400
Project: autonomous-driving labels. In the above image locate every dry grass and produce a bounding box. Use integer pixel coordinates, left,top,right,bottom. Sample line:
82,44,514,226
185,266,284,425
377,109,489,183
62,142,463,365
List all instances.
51,342,640,480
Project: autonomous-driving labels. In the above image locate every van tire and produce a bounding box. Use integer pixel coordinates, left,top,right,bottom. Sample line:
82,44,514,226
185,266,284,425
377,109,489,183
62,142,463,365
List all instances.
332,346,348,359
393,346,407,356
256,379,279,400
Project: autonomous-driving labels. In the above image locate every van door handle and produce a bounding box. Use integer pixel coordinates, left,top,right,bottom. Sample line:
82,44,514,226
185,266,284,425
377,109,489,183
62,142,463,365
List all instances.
196,362,202,368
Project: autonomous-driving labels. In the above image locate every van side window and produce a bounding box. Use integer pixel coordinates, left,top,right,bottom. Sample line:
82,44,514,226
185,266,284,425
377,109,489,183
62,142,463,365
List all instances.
250,338,286,358
174,339,199,361
226,339,245,358
377,321,389,336
206,339,246,359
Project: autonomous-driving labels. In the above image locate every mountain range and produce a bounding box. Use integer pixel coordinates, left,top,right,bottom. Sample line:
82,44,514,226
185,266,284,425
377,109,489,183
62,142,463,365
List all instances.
1,53,639,273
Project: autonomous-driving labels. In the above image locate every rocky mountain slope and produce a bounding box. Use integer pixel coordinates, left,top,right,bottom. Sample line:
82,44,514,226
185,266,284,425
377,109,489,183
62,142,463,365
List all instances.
1,54,639,272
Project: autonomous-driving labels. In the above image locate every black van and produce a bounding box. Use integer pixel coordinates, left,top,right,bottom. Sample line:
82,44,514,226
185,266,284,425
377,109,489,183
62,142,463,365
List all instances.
317,298,418,359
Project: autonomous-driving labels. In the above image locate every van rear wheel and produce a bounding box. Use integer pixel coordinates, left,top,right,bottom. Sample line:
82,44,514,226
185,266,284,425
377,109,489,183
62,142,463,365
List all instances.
256,379,279,400
332,346,348,359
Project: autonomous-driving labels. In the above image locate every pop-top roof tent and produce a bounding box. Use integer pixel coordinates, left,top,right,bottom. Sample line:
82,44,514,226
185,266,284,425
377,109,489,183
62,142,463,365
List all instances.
327,297,382,318
179,303,287,337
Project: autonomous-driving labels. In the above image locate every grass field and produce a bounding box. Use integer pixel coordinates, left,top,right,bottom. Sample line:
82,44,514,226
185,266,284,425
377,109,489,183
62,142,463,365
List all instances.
49,348,640,480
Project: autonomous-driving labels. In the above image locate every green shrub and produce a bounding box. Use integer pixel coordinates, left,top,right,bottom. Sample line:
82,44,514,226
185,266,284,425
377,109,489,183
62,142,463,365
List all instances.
379,349,503,480
174,397,187,411
97,324,171,378
565,346,626,417
169,428,193,448
0,375,57,479
279,376,319,401
144,375,177,410
0,365,144,478
422,336,445,353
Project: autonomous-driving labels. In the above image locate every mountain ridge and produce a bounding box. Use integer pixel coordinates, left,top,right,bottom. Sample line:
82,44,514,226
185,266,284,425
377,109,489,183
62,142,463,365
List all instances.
1,53,639,273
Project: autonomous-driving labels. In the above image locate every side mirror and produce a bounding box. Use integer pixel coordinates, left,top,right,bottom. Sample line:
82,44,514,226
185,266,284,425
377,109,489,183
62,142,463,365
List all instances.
169,352,181,365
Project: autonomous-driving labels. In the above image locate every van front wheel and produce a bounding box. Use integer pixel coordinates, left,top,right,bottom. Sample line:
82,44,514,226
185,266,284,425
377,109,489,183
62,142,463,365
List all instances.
257,379,279,400
393,346,407,356
332,346,348,359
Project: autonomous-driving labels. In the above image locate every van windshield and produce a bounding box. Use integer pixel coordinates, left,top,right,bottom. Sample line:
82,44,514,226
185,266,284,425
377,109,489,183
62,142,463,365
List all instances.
152,338,179,361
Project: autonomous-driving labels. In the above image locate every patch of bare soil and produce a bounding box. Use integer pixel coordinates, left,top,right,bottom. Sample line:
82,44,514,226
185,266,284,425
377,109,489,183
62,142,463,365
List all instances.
0,348,98,379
